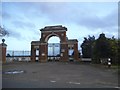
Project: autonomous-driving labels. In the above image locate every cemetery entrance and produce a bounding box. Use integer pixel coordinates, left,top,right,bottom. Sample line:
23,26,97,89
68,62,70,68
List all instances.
31,25,79,62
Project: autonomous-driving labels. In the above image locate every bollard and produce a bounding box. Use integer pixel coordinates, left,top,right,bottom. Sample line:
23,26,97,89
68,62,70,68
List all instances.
108,58,111,68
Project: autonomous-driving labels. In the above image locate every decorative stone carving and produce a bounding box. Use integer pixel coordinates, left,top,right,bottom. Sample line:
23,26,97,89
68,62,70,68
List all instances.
61,53,63,57
61,33,64,36
34,46,39,49
61,49,65,52
42,53,45,56
52,31,55,35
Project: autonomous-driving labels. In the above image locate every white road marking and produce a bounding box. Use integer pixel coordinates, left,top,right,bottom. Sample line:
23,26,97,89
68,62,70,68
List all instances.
50,80,56,83
68,82,80,85
114,86,120,89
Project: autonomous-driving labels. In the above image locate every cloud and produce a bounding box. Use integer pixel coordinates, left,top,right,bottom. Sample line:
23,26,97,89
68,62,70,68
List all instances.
31,2,117,31
2,11,11,19
3,2,117,30
36,2,79,22
12,20,36,29
2,2,118,40
7,29,22,39
76,9,117,30
103,9,118,27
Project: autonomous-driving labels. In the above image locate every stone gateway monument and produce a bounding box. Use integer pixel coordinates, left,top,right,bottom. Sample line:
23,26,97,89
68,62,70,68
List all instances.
31,25,79,62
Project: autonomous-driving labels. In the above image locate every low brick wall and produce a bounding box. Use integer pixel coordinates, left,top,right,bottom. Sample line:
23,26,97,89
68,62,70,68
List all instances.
81,58,92,62
6,56,31,62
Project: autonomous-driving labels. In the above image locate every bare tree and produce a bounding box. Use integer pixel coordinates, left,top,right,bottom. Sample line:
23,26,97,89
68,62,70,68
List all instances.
0,25,9,37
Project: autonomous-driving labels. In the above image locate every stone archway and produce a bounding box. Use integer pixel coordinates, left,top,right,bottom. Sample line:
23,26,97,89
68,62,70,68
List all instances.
47,36,60,61
31,25,79,62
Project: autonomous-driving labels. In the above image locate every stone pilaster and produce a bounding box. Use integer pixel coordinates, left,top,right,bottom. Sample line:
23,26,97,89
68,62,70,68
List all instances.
31,45,36,62
39,43,47,63
60,43,68,61
0,43,7,64
73,43,79,61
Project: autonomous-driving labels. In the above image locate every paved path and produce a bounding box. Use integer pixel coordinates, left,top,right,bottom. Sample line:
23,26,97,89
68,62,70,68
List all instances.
2,62,119,88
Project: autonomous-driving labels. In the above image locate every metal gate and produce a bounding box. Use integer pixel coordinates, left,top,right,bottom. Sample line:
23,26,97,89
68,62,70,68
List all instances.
48,43,60,61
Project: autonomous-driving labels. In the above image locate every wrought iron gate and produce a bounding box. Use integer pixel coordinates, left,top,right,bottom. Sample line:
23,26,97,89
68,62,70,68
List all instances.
48,43,60,61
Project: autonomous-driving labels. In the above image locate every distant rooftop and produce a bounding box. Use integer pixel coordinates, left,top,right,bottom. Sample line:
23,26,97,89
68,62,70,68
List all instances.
40,25,67,31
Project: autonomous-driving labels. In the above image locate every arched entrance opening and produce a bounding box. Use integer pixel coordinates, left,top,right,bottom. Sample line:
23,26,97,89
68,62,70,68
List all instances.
47,36,60,61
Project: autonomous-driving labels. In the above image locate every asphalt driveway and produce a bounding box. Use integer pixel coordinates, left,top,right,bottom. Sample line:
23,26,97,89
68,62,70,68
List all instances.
2,62,119,88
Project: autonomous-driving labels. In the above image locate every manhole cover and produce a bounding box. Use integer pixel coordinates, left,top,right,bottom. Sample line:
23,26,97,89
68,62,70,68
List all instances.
3,70,25,74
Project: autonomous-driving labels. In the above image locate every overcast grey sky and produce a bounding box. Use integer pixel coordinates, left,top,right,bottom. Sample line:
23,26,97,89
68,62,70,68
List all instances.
1,2,118,50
